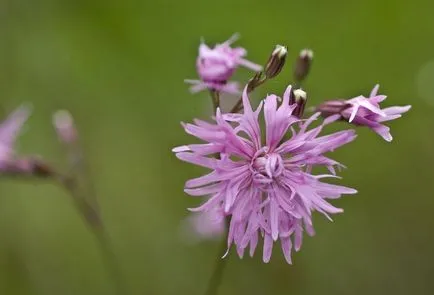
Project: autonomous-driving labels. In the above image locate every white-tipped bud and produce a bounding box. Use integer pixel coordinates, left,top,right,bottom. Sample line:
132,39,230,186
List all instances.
53,110,77,144
273,45,288,58
300,49,314,60
293,89,307,102
294,48,314,83
290,89,308,118
264,45,287,79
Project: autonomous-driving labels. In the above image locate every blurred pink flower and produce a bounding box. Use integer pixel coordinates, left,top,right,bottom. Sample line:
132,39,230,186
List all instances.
316,85,411,141
0,105,31,168
173,85,357,263
183,206,225,242
185,34,262,94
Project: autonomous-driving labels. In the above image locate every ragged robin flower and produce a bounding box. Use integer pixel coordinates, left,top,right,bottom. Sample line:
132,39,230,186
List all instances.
316,85,411,141
173,85,357,263
185,34,262,95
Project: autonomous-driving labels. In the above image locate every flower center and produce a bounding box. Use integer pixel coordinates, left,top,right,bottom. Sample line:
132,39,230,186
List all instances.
252,152,284,180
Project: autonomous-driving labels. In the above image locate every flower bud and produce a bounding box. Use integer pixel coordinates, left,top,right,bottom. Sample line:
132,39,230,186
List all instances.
291,89,307,118
53,110,77,144
293,49,313,83
264,45,287,79
315,100,350,118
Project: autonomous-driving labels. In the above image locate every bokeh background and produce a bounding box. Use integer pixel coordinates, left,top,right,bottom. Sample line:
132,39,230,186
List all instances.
0,0,433,294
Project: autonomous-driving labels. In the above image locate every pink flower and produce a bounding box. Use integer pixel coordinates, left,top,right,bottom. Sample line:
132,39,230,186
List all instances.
173,86,357,263
181,206,225,243
316,85,411,141
0,105,31,168
185,34,262,94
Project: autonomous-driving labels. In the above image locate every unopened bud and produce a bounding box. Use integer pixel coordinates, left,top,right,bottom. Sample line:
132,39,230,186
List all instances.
293,49,313,83
315,100,351,117
291,89,307,118
264,45,287,79
53,110,77,144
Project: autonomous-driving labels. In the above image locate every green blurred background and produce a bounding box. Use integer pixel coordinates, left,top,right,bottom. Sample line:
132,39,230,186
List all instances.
0,0,433,294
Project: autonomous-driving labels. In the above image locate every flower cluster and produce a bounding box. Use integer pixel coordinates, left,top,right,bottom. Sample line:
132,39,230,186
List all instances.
175,34,410,264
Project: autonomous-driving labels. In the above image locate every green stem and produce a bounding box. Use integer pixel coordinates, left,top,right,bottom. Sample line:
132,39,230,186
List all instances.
204,233,229,295
230,76,267,113
210,89,220,112
57,175,128,295
92,226,128,295
54,126,127,295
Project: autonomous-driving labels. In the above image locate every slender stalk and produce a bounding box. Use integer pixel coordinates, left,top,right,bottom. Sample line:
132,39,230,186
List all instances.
52,112,128,294
204,220,230,295
210,89,220,112
52,118,124,294
54,169,128,295
230,76,267,113
0,169,128,295
229,98,243,114
92,225,128,295
56,175,128,295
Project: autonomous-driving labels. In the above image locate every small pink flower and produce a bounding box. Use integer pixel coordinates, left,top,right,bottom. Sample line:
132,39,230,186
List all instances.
185,34,262,94
0,105,31,168
174,85,357,263
316,85,411,141
183,206,225,243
